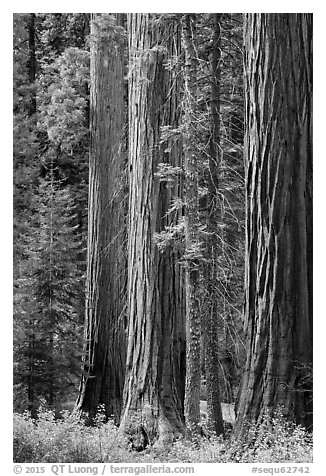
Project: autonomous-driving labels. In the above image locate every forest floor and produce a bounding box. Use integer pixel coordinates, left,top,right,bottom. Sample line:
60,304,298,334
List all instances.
13,405,312,464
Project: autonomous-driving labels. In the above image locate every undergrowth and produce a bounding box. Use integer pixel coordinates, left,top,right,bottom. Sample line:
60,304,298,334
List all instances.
13,408,313,463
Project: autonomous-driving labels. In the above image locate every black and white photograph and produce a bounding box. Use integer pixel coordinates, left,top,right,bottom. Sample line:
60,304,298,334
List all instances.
11,5,316,471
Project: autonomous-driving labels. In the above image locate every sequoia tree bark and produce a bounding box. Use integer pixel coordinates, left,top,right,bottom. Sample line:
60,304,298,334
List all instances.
75,14,126,422
119,14,185,449
235,14,313,435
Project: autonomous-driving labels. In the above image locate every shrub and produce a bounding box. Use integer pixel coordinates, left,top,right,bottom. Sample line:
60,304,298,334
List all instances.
13,408,121,463
13,409,312,463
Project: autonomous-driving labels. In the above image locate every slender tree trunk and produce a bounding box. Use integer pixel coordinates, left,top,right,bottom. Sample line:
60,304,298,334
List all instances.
119,14,185,449
27,320,37,419
75,13,126,422
202,13,224,437
235,14,313,435
182,13,201,436
26,13,37,418
48,163,55,408
27,13,37,117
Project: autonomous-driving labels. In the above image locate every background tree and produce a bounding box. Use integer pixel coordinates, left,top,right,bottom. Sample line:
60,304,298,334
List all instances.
216,13,246,403
181,13,202,436
14,167,84,414
235,13,313,436
200,13,224,437
13,13,90,415
13,13,39,417
178,13,244,435
196,13,245,407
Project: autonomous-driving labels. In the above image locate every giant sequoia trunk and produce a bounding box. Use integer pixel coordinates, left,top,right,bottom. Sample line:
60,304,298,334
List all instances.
75,14,126,421
119,14,185,448
235,14,313,435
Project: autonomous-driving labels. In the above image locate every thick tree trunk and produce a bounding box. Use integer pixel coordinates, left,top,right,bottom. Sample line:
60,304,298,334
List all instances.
75,14,126,422
235,14,313,435
181,13,202,436
120,14,185,449
202,13,224,437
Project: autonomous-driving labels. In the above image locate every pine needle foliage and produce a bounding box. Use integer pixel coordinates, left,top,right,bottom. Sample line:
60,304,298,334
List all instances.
14,168,85,413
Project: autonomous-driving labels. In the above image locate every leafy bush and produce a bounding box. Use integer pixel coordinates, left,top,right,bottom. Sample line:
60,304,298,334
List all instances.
13,409,312,463
13,409,121,463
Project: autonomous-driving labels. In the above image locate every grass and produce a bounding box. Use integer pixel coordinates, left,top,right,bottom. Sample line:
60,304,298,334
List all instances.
13,407,313,464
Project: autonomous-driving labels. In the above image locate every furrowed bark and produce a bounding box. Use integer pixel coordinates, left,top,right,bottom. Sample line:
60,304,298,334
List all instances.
75,14,126,422
120,14,185,449
235,13,313,436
